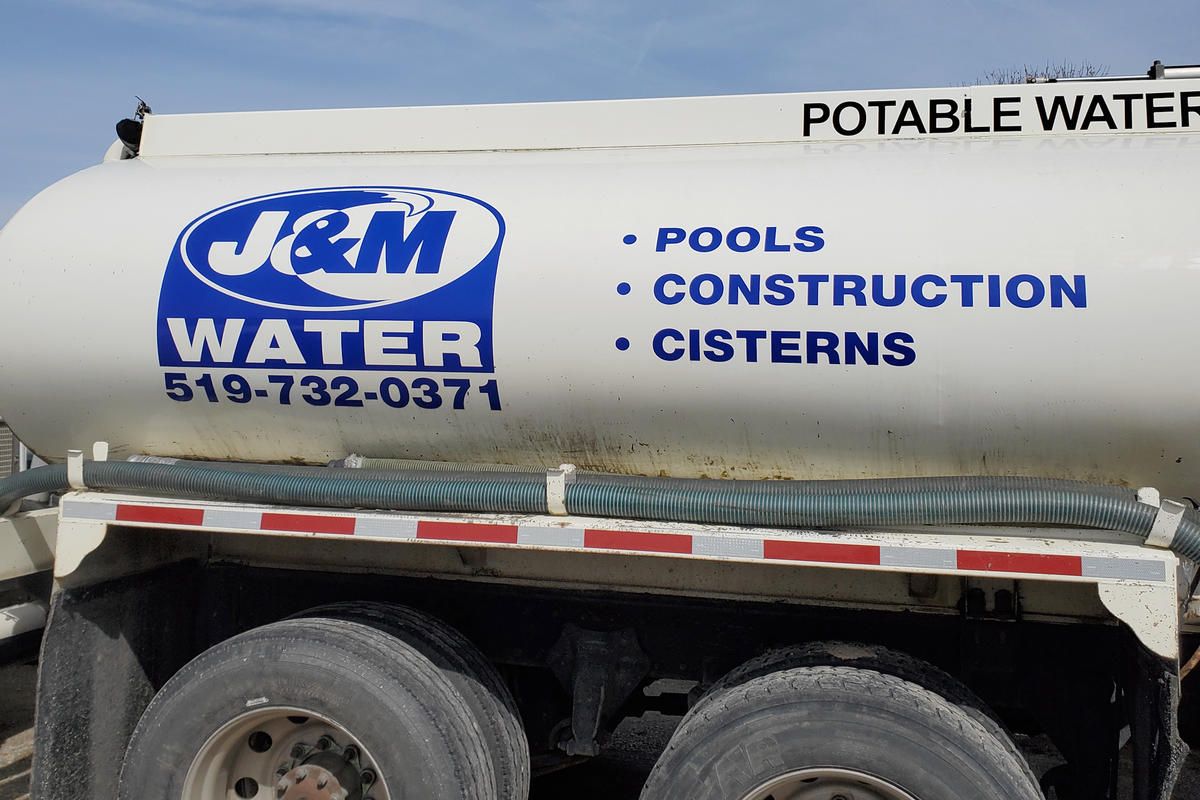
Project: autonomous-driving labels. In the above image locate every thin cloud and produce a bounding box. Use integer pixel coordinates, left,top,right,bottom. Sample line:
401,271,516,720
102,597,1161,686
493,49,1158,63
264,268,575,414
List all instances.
631,18,666,76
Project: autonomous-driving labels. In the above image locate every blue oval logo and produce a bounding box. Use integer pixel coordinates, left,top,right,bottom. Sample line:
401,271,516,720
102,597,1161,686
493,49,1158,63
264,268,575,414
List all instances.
177,187,505,311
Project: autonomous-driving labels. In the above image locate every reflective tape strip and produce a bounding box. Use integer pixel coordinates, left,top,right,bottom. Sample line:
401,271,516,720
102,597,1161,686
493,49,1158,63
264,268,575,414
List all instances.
585,529,693,554
60,500,117,522
957,550,1082,577
518,525,585,548
764,540,881,565
354,517,419,540
48,500,1172,583
203,508,264,531
261,512,355,535
1081,555,1166,582
418,521,519,544
693,534,765,559
880,546,957,570
116,504,205,526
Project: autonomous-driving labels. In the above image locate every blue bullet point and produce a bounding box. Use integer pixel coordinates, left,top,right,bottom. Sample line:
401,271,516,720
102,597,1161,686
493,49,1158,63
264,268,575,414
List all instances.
622,234,637,245
615,337,630,351
617,282,631,295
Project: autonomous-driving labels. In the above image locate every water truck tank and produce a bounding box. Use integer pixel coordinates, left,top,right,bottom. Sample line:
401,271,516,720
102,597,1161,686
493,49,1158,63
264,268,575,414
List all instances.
2,81,1199,496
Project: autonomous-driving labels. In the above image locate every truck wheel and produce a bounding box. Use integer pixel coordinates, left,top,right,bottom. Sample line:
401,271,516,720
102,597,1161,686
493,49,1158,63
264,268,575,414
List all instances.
697,641,1003,728
293,601,531,800
689,641,1037,791
641,665,1042,800
118,617,494,800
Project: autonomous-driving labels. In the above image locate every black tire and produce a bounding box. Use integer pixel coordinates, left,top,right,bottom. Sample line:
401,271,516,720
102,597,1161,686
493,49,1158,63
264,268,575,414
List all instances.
641,665,1043,800
118,617,494,800
689,641,1038,791
293,601,531,800
697,641,1002,728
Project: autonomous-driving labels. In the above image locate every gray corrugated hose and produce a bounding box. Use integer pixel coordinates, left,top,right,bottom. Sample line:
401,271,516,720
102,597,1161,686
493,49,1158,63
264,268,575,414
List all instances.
2,460,1198,561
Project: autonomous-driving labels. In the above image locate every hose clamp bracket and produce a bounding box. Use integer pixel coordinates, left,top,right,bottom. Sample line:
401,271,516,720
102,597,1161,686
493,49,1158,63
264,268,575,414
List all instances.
67,449,87,491
1139,487,1186,549
546,464,577,516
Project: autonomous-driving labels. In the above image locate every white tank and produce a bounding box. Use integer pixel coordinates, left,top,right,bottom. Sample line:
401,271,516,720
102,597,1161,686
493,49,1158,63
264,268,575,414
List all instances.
3,79,1200,494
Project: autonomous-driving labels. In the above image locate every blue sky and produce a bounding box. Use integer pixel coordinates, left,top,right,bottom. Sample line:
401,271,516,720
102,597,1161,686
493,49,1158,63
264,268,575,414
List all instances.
2,0,1197,225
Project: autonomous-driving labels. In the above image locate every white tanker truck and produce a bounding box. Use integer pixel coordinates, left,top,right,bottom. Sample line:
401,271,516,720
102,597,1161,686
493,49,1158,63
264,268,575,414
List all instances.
3,62,1200,800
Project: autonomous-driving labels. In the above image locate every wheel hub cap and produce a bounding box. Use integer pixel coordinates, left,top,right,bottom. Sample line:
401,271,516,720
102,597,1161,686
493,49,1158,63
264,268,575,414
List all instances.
739,766,919,800
182,708,385,800
276,763,349,800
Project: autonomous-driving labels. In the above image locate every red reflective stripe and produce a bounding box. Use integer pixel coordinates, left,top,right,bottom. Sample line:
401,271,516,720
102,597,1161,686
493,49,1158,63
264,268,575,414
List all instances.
260,512,355,535
112,504,1097,582
584,529,693,554
116,504,205,526
418,521,519,544
956,550,1082,576
763,540,882,565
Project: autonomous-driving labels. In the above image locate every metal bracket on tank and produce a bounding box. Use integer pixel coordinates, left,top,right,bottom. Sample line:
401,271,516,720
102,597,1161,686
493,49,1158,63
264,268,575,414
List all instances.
1137,487,1187,550
66,450,86,490
546,464,577,516
65,443,109,493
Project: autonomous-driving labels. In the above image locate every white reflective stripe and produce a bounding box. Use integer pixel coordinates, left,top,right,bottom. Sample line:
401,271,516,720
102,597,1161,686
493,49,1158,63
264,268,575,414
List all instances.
692,534,765,559
1081,556,1167,582
202,509,263,530
60,500,116,521
517,525,585,548
354,517,418,539
880,547,957,569
1145,498,1187,549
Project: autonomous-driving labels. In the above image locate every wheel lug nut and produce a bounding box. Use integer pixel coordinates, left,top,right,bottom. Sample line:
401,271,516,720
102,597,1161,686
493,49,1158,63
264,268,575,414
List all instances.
344,745,359,762
316,735,333,750
290,744,306,758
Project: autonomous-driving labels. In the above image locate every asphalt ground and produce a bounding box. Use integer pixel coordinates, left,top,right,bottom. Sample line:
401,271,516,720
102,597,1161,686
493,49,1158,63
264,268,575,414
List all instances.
0,656,34,800
2,654,1198,799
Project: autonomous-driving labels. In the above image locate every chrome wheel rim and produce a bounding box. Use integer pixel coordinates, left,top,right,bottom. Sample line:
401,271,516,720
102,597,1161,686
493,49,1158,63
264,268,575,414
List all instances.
739,766,919,800
182,706,389,800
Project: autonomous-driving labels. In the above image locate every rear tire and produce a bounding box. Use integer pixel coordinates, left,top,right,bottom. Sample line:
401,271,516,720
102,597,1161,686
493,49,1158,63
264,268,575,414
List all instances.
641,665,1043,800
118,617,494,799
293,601,531,800
697,641,997,724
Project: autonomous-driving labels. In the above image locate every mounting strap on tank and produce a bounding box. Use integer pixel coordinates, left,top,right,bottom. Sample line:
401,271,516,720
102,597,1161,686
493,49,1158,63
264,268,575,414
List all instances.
66,442,117,492
66,450,87,490
546,464,577,516
1138,487,1188,549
